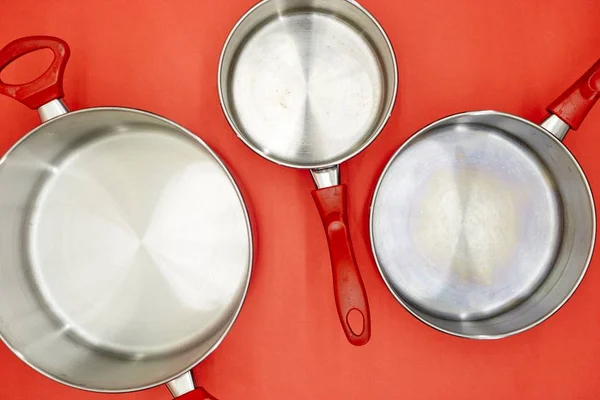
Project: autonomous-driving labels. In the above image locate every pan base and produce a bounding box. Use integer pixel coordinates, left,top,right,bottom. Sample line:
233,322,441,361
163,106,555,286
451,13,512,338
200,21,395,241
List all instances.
27,127,250,357
371,123,562,321
228,11,385,166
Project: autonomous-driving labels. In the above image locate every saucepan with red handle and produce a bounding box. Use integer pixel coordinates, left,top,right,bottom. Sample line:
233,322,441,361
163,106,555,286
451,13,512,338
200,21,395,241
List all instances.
0,36,252,398
371,59,600,338
218,0,398,345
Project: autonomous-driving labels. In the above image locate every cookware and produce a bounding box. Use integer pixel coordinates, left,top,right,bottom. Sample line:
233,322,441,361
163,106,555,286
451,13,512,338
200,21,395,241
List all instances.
0,36,252,398
219,0,397,346
371,59,600,338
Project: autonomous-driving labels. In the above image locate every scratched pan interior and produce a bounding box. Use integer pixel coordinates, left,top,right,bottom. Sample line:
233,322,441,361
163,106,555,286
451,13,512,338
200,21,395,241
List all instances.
219,0,397,168
0,109,252,390
371,112,595,338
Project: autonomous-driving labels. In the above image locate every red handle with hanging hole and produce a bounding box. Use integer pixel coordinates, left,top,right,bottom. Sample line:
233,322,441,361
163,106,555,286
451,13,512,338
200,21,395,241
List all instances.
548,58,600,130
0,36,70,109
312,184,371,346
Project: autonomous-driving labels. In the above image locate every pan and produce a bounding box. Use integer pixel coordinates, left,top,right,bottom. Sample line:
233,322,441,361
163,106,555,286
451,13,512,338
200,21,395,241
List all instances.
0,36,253,399
218,0,398,346
371,59,600,338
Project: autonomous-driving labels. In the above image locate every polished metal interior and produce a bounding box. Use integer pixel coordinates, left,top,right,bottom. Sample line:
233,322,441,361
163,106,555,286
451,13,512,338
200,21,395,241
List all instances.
0,108,252,391
219,0,397,168
371,111,595,338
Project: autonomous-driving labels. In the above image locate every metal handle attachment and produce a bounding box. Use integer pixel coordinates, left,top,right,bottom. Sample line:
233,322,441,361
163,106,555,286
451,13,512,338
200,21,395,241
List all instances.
0,36,70,109
167,371,218,400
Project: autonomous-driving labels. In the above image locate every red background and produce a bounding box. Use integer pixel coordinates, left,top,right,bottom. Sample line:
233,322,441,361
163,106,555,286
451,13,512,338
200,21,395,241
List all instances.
1,0,600,399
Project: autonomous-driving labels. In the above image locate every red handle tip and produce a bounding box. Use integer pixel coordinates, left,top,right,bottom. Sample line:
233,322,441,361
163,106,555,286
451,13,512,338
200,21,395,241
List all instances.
548,58,600,131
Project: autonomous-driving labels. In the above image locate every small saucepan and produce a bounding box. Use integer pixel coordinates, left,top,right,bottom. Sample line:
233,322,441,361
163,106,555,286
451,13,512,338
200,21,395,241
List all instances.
371,59,599,338
219,0,398,346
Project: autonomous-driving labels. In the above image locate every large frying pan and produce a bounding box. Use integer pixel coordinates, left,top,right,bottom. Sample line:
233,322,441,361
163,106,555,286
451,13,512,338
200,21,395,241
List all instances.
371,59,600,338
219,0,397,346
0,36,252,399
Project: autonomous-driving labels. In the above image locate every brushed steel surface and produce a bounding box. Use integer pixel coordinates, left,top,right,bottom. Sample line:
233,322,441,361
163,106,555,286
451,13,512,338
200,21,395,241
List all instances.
0,107,252,392
372,122,560,320
166,371,195,397
219,0,398,169
371,111,595,338
38,99,69,122
311,166,340,189
540,114,570,140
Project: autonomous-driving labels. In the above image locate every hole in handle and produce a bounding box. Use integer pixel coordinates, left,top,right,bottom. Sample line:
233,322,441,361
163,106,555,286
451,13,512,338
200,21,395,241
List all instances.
590,70,600,91
0,48,54,85
346,308,365,336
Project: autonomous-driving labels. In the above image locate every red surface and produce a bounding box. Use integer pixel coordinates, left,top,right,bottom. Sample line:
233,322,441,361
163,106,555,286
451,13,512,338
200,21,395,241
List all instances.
1,0,600,399
312,185,371,346
178,388,217,400
0,36,69,109
548,58,600,130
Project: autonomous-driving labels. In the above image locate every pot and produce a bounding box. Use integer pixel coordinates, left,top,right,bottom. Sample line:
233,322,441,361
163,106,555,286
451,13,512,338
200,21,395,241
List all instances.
0,36,253,398
371,59,599,338
218,0,398,345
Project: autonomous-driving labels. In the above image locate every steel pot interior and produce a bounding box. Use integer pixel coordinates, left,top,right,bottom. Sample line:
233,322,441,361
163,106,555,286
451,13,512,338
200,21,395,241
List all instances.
218,0,398,169
371,111,595,339
0,108,252,392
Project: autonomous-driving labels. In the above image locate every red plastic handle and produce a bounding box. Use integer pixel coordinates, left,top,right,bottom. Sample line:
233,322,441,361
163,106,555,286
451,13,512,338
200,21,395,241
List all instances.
176,387,217,400
547,58,600,130
0,36,70,109
312,184,371,346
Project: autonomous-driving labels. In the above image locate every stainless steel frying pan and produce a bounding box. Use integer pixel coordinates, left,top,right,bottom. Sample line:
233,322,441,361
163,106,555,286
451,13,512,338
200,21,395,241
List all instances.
219,0,397,346
0,36,252,399
371,59,600,338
